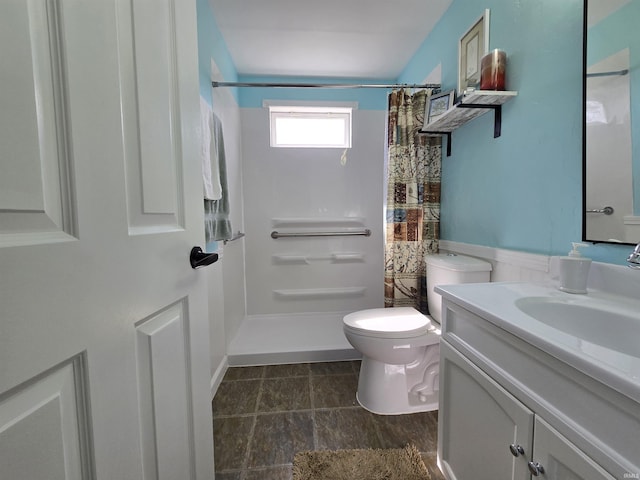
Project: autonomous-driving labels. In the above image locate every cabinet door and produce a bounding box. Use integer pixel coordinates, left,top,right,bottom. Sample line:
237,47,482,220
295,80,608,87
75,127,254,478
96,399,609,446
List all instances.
439,341,534,480
530,417,616,480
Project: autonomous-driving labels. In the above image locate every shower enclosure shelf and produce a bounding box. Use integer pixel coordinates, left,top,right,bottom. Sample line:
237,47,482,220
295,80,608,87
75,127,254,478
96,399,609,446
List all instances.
421,90,517,157
271,217,366,227
272,253,365,264
274,287,366,299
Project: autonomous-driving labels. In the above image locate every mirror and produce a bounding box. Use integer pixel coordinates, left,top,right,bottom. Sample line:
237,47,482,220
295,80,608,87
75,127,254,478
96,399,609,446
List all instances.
583,0,638,245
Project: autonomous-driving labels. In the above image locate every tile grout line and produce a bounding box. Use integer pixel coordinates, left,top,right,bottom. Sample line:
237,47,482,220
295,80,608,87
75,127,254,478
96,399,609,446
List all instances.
238,368,266,480
214,405,364,420
308,369,319,451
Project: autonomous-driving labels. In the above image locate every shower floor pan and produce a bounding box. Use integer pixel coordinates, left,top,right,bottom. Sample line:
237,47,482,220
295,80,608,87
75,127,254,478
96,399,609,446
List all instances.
227,311,360,366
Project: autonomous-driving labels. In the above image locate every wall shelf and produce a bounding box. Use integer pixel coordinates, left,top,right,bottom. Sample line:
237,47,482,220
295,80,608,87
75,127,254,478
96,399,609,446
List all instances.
421,90,518,156
271,217,366,227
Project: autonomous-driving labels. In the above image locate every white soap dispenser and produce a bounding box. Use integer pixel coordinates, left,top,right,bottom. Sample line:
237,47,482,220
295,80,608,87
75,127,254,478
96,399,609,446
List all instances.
558,242,592,294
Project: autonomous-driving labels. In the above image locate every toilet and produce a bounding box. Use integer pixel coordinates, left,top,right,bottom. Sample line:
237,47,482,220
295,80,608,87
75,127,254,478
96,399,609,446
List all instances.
343,253,492,415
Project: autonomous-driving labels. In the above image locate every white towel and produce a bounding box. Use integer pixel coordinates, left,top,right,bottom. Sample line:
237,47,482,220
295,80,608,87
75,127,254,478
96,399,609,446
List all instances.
204,113,233,242
200,96,222,200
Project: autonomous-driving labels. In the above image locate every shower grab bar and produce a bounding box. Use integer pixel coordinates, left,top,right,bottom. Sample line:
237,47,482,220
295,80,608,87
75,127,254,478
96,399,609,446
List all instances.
271,229,371,239
586,206,614,215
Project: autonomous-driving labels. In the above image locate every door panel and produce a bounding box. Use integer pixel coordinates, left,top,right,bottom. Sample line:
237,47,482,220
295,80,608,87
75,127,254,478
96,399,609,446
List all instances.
0,0,75,246
136,301,194,480
0,0,213,478
0,356,91,480
132,0,179,216
117,0,184,234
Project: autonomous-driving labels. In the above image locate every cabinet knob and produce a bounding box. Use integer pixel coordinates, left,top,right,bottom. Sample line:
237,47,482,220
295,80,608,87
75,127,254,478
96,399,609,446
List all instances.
527,461,545,476
509,444,525,457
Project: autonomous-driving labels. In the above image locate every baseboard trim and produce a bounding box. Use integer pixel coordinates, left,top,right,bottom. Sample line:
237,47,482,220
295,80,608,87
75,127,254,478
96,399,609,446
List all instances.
210,355,229,400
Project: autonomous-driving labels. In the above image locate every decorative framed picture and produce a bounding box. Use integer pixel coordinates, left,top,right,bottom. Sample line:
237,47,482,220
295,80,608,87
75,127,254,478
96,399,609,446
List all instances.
425,89,456,125
458,9,490,96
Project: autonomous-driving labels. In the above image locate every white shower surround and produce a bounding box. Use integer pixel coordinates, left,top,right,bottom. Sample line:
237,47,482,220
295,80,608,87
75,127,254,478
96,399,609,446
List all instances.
215,96,556,371
240,106,386,317
585,48,634,242
225,241,555,367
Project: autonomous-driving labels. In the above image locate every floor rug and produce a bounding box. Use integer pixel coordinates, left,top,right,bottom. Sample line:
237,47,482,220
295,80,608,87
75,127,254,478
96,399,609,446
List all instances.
292,444,431,480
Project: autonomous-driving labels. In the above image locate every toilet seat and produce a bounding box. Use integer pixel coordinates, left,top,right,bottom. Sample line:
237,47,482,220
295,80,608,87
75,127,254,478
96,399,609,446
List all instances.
343,307,431,339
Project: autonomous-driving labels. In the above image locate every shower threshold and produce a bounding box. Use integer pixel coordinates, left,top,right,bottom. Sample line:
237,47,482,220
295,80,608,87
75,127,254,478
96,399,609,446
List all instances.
227,311,360,366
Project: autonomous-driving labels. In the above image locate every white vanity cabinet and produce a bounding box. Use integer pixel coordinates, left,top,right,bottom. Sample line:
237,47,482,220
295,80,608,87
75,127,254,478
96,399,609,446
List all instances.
439,342,534,480
440,342,615,480
437,297,639,480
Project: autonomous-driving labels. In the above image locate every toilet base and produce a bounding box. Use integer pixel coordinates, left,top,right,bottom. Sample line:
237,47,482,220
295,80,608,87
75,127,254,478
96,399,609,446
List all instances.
355,347,440,415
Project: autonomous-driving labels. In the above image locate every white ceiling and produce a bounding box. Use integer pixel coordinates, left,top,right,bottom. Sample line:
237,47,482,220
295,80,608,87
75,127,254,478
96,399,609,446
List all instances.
208,0,453,79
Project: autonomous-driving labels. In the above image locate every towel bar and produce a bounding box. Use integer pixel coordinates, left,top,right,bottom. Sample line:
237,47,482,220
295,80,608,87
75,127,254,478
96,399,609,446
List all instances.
271,229,371,239
223,231,245,244
586,206,614,215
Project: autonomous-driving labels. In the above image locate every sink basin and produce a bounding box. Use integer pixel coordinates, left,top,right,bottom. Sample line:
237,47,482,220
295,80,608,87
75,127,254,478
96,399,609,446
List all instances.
515,296,640,358
435,277,640,404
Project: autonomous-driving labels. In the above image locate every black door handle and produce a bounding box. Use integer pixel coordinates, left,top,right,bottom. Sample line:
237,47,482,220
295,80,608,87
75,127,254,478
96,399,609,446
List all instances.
190,246,219,269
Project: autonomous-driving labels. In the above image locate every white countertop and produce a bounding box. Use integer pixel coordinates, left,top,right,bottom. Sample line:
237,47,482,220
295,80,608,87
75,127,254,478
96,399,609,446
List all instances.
435,282,640,404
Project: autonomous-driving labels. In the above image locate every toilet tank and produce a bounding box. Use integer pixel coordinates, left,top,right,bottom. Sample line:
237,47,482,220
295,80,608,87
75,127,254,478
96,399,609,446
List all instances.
425,253,492,323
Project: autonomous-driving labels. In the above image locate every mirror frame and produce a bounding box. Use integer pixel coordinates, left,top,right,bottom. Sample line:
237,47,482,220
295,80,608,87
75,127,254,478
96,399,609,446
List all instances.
582,0,636,246
582,0,588,243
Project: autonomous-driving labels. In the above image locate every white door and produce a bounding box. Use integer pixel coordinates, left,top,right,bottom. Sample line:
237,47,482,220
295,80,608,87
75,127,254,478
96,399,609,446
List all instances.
0,1,214,479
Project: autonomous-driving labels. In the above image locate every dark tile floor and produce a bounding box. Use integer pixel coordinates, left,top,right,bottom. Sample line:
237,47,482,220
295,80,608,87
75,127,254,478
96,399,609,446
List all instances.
212,361,445,480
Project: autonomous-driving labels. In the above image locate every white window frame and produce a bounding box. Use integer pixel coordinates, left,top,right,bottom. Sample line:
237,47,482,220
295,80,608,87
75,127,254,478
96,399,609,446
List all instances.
267,104,353,148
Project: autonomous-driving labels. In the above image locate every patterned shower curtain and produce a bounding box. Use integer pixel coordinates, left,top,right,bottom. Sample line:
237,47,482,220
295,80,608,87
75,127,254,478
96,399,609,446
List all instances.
384,89,442,313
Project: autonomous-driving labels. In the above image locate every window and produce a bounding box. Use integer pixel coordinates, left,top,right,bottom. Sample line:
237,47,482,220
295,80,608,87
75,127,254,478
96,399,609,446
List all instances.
269,105,352,148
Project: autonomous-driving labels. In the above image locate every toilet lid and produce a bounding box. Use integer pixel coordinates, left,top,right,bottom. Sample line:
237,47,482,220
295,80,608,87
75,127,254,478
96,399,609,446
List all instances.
343,307,431,338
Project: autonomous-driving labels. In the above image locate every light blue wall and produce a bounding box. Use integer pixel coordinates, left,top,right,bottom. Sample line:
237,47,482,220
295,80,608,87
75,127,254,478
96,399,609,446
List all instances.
400,0,633,265
196,0,635,265
196,0,238,105
588,1,640,215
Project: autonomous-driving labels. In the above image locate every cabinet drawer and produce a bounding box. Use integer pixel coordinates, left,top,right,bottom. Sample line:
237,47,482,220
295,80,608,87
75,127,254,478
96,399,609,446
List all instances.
441,299,640,477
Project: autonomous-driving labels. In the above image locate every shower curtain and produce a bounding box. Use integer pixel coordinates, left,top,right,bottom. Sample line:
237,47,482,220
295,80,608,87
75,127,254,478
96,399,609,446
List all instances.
384,89,442,313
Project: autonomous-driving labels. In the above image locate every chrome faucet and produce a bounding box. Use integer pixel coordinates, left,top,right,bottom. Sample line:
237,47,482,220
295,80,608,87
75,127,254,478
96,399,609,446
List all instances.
627,243,640,269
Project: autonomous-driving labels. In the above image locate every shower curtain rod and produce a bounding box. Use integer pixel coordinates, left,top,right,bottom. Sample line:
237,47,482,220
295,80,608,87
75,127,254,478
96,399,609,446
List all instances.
211,81,440,89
